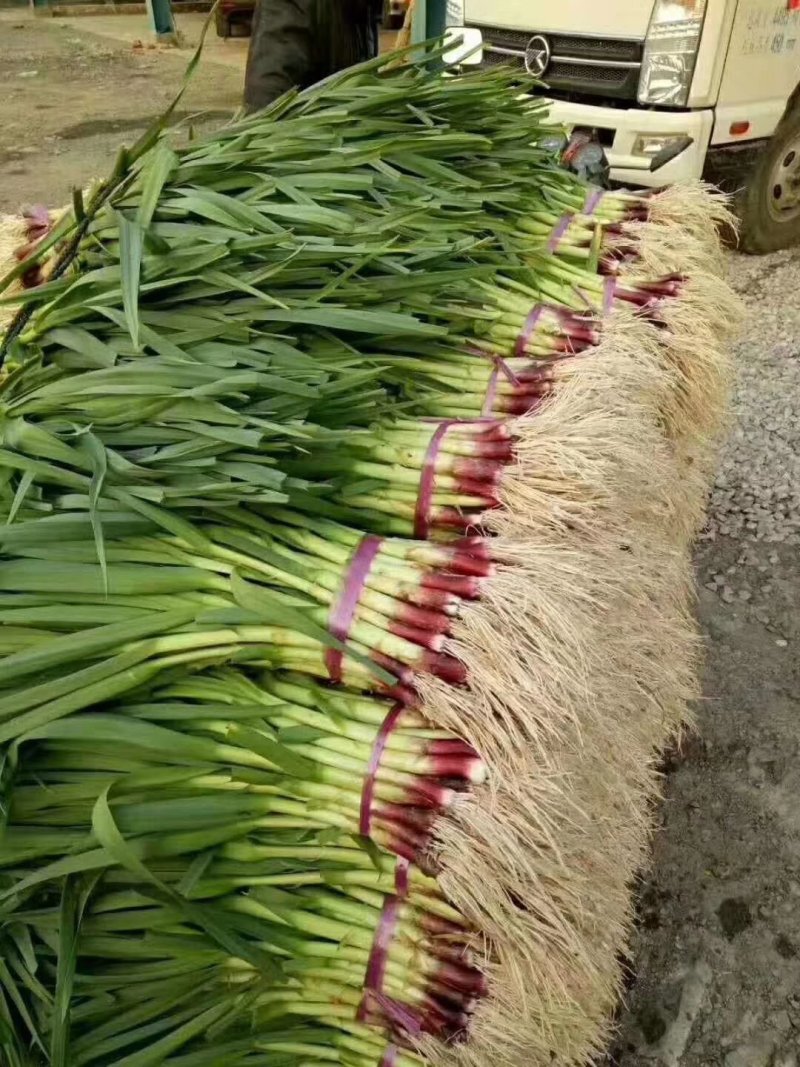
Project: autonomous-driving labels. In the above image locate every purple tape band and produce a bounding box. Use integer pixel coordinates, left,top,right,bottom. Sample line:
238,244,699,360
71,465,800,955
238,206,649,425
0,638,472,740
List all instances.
482,365,500,417
325,535,383,683
497,358,520,386
380,1046,399,1067
515,304,545,357
414,419,490,539
603,276,616,315
360,703,406,836
358,857,415,1031
516,302,596,356
415,421,453,541
583,188,604,215
546,213,573,253
466,347,520,385
466,347,520,416
394,857,410,896
362,894,400,996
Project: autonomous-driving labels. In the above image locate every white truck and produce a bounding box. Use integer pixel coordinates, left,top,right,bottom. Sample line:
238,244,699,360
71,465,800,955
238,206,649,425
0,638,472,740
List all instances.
444,0,800,251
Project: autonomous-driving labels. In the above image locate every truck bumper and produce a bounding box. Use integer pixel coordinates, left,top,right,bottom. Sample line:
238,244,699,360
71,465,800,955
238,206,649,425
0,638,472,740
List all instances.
441,28,714,188
544,99,714,188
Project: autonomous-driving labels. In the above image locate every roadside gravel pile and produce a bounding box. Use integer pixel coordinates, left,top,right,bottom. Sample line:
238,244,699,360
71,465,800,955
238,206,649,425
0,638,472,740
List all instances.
703,250,800,545
608,247,800,1067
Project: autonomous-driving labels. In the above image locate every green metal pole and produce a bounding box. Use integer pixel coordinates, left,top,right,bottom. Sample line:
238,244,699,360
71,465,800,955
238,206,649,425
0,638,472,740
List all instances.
411,0,447,44
146,0,179,44
426,0,446,36
411,0,427,43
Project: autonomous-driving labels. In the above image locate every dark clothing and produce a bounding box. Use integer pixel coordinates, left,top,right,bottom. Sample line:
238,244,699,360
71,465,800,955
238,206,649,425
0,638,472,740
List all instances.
244,0,382,113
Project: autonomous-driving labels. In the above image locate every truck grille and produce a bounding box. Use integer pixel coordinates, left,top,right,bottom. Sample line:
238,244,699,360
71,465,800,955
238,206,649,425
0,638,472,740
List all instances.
469,26,643,104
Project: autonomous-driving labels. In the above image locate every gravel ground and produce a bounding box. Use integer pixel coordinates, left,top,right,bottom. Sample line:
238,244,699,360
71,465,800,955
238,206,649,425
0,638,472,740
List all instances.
704,251,800,549
3,15,800,1067
608,250,800,1067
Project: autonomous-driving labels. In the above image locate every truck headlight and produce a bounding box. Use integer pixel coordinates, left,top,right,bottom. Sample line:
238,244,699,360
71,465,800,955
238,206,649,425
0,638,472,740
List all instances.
445,0,465,26
638,0,707,108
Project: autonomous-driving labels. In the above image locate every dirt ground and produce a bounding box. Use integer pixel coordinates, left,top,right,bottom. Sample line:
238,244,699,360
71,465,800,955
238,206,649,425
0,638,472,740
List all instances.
2,13,800,1067
609,570,800,1067
0,10,400,213
0,11,243,213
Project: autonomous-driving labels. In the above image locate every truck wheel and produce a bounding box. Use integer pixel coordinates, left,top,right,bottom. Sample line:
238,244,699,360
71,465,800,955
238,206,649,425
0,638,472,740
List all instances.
738,106,800,253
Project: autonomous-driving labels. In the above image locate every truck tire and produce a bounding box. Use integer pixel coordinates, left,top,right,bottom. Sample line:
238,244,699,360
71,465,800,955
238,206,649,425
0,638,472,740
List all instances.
738,104,800,253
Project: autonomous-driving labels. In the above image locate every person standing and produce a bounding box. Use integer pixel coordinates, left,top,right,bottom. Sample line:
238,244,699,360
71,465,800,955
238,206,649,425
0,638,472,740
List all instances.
244,0,383,113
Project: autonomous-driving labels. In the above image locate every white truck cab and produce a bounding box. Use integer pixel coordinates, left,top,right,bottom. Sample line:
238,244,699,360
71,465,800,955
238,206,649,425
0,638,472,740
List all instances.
444,0,800,251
